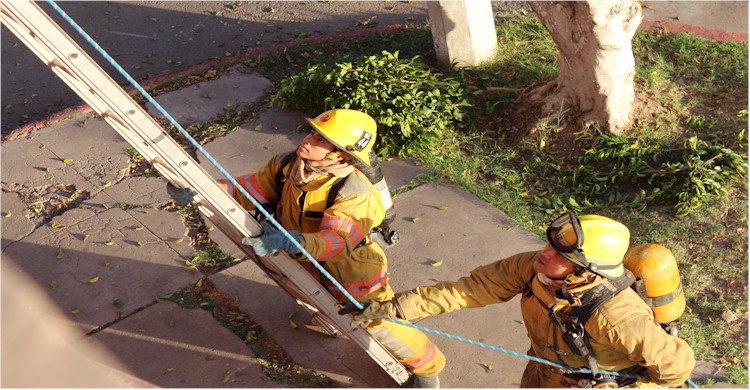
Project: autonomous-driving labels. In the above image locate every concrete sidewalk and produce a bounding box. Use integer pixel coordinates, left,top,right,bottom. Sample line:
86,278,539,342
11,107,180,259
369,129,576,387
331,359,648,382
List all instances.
2,5,747,388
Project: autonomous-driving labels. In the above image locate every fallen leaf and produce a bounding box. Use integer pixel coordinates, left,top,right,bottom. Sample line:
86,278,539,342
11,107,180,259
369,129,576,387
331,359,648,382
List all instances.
102,181,113,188
112,298,123,307
56,250,66,259
221,375,231,384
411,217,420,223
436,205,448,211
137,241,145,247
63,158,74,164
4,211,11,218
479,363,493,372
288,311,297,319
51,223,64,228
175,237,185,243
254,123,263,131
208,226,215,232
103,261,110,267
50,280,59,289
158,293,174,300
70,308,81,315
105,241,115,246
289,319,299,329
88,276,100,283
245,332,255,342
63,291,71,297
431,259,444,267
135,226,145,231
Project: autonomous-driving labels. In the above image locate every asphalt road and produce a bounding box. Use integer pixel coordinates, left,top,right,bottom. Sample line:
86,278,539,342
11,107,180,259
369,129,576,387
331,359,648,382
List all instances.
1,1,431,135
2,1,747,137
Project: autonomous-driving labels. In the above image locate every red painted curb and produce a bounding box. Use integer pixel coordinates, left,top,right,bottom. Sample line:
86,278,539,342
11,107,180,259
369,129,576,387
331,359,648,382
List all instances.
641,19,748,43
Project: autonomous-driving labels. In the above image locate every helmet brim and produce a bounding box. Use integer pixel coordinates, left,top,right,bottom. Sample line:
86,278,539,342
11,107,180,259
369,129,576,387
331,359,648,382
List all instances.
305,117,371,166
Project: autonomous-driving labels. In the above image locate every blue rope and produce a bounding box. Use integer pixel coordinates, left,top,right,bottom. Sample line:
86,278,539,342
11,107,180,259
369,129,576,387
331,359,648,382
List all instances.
44,2,699,387
385,318,643,380
44,0,363,310
387,319,702,386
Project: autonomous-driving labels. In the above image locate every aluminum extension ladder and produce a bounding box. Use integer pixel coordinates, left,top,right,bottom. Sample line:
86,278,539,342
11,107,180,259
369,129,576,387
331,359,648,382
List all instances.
0,1,409,385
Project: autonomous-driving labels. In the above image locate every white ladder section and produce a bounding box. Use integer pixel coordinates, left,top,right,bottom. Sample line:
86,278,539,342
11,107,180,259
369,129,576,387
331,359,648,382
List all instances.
0,1,409,385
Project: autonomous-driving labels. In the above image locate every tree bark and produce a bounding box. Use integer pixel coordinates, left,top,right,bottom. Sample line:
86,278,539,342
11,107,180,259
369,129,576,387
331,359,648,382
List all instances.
529,1,642,135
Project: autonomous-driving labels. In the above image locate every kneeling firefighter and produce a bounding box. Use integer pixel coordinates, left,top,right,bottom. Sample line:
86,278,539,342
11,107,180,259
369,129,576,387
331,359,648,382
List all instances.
343,211,695,388
167,109,444,387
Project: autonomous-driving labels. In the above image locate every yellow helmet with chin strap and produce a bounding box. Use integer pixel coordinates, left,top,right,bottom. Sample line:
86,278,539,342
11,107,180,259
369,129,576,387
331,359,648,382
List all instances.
305,109,377,166
546,211,630,279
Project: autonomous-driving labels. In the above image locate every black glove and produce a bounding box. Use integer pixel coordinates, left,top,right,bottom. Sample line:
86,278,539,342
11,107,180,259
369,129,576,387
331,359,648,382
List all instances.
166,182,195,206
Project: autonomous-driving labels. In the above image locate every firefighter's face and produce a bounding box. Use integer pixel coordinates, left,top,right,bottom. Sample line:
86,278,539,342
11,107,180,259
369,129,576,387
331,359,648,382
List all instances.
534,244,580,280
297,130,339,161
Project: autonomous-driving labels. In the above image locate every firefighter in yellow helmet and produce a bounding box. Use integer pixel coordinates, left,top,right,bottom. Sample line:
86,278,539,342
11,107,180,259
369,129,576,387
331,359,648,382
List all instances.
344,211,695,388
168,109,445,387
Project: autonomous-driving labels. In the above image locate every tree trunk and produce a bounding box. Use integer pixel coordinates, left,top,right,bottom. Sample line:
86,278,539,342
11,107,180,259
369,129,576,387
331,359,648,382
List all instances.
529,1,642,135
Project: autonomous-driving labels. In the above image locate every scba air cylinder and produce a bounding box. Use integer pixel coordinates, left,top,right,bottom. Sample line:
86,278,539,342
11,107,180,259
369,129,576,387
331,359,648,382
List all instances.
353,150,398,244
623,244,686,324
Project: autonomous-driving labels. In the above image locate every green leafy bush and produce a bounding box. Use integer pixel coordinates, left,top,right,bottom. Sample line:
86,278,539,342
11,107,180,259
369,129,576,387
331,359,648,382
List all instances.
271,51,470,158
529,130,748,217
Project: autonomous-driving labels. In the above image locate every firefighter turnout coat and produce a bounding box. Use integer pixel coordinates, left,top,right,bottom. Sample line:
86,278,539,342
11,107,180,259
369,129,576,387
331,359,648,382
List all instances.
218,153,392,301
218,153,446,376
390,251,696,387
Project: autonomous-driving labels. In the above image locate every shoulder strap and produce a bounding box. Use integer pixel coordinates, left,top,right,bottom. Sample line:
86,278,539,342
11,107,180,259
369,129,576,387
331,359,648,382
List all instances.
326,176,346,209
275,152,296,198
302,172,366,220
570,270,636,326
260,152,296,216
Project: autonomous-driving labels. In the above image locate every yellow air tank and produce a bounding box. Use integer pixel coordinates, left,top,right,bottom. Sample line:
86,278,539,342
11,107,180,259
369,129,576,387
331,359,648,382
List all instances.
623,244,686,323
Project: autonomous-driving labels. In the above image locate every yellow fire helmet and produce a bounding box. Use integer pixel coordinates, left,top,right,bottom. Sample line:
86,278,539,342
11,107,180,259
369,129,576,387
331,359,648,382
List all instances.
546,211,630,278
305,109,377,166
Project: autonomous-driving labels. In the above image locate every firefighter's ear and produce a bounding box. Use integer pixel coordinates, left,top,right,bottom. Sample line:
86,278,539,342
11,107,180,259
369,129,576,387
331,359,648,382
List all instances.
325,151,344,161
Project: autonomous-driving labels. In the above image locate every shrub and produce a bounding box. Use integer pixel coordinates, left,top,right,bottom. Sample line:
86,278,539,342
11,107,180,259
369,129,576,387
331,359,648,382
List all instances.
271,51,470,159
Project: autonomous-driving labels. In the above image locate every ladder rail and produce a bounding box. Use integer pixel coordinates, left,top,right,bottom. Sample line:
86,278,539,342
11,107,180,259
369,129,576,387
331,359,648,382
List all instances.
0,1,409,384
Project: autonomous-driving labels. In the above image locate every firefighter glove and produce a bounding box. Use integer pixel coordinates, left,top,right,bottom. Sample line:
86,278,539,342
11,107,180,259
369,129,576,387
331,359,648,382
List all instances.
339,300,403,327
242,220,302,256
166,182,195,206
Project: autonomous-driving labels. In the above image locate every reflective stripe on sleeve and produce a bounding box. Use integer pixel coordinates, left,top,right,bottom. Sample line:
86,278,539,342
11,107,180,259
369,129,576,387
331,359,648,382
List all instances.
320,215,364,246
313,230,346,260
239,174,271,204
326,268,388,298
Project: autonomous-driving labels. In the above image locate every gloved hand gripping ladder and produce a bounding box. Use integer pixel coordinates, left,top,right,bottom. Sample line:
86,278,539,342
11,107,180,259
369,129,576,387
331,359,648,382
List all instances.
0,0,409,385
